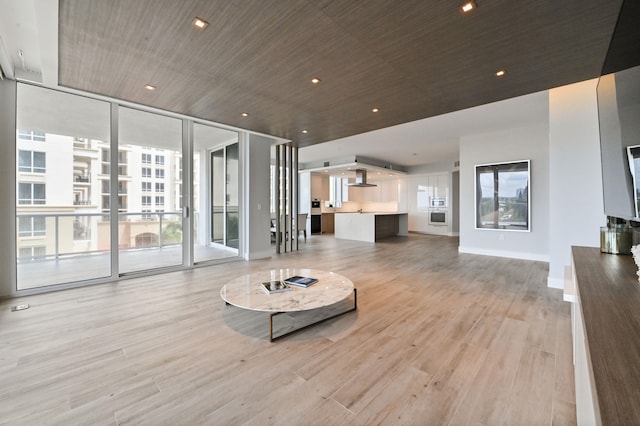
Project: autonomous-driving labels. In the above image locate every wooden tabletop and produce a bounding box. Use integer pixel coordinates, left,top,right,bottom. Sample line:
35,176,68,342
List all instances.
572,246,640,425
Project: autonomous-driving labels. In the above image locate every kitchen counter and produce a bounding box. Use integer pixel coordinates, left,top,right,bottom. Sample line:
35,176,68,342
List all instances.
334,212,408,242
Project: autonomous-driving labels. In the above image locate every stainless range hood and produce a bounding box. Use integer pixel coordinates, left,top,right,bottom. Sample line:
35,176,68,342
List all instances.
348,169,377,187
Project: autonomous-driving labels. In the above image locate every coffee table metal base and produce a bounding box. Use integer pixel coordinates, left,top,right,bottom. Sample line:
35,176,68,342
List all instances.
268,288,357,341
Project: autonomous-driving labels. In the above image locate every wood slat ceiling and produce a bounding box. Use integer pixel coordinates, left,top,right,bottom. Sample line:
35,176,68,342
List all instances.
58,0,623,147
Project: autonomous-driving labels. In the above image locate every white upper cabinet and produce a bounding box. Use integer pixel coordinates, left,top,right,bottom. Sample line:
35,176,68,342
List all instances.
428,173,449,203
311,173,330,201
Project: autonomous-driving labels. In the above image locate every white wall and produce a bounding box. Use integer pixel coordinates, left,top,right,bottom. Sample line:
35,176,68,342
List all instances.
243,133,273,260
0,79,17,298
459,123,550,261
548,79,605,288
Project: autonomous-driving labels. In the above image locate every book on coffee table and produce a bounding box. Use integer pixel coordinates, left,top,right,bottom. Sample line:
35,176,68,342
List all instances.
261,280,291,294
284,276,318,287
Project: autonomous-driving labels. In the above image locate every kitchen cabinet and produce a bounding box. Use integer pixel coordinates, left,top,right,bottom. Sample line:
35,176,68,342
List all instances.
311,173,329,201
321,213,334,233
378,179,398,202
428,173,449,201
335,213,408,242
342,177,399,203
406,174,450,235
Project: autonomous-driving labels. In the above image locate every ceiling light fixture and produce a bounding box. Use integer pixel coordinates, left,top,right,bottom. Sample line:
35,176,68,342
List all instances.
192,17,209,30
144,84,156,91
461,1,476,12
372,108,379,113
302,129,308,134
311,78,321,84
241,112,249,117
496,69,506,77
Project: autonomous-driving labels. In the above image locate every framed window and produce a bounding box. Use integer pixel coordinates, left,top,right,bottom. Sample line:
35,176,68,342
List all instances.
18,183,46,205
142,182,151,192
155,168,165,179
155,182,164,192
18,150,46,173
142,167,152,177
475,160,530,231
18,129,46,142
155,196,165,206
18,216,46,237
18,246,46,259
141,196,152,206
155,155,165,165
142,153,152,164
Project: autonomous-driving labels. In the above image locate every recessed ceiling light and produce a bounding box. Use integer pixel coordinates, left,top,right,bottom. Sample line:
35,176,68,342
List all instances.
302,129,308,134
192,17,209,30
241,112,249,117
496,69,506,77
461,1,476,12
144,84,156,91
311,78,321,84
372,108,379,113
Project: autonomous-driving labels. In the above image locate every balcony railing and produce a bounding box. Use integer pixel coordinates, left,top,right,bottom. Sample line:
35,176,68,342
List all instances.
16,211,182,262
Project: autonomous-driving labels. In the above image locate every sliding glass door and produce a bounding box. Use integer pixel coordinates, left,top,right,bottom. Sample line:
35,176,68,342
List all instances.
14,83,245,291
211,143,239,249
117,107,184,274
15,84,111,290
193,123,239,263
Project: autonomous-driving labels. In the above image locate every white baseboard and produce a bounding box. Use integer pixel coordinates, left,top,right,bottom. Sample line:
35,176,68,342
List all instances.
457,246,549,262
547,276,565,290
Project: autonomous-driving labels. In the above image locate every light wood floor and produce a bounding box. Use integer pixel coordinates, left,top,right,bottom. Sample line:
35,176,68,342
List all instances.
0,234,576,425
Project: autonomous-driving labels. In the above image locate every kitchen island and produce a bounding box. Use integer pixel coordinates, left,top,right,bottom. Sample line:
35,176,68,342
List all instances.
334,212,408,242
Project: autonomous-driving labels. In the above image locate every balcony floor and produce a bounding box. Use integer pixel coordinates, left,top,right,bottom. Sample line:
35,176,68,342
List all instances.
17,244,240,291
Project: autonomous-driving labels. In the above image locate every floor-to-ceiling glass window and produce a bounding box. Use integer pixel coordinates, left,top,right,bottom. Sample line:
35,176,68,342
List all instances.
118,107,183,274
14,84,248,291
193,123,239,263
15,84,111,290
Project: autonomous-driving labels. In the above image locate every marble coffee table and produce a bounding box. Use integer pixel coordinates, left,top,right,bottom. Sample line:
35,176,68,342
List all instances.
220,268,357,341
